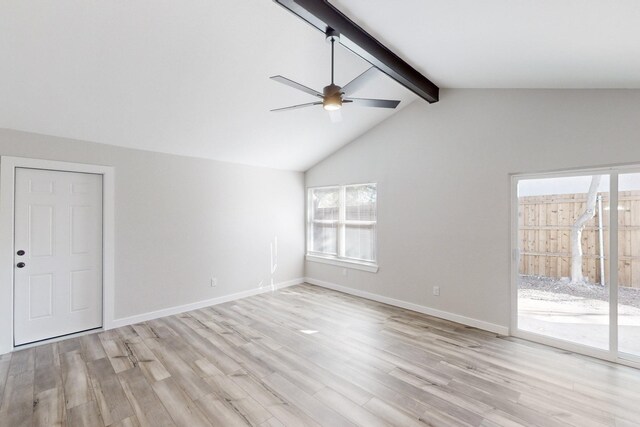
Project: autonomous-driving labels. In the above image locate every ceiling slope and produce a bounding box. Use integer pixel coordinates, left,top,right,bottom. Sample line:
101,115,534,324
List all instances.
332,0,640,89
0,0,416,171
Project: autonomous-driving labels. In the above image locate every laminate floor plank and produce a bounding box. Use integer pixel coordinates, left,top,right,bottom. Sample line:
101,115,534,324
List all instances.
122,337,171,383
249,339,373,406
33,387,66,427
1,283,639,427
363,397,430,427
87,357,135,425
151,377,212,427
61,350,94,409
67,400,104,427
112,416,142,427
99,334,135,374
194,393,251,427
0,355,11,410
0,370,35,427
313,387,391,427
259,417,285,427
146,338,213,402
34,344,62,396
160,317,243,375
261,372,357,427
81,333,108,362
118,367,175,427
58,338,82,355
7,348,34,377
229,370,286,406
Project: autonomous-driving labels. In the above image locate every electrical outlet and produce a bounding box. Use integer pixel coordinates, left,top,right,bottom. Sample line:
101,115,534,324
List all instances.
433,286,440,296
210,277,217,287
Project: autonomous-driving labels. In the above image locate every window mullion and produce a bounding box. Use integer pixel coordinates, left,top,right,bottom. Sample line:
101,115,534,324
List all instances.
339,185,346,258
306,189,312,254
610,173,619,356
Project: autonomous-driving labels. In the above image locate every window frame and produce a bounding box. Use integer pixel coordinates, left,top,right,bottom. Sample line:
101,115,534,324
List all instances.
306,183,379,272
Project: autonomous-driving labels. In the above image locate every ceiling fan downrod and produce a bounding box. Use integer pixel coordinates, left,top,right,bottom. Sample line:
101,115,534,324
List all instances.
324,29,342,110
326,29,340,85
330,34,335,85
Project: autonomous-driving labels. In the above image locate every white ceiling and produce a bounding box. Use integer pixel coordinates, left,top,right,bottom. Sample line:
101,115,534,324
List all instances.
333,0,640,88
0,0,416,171
3,1,639,171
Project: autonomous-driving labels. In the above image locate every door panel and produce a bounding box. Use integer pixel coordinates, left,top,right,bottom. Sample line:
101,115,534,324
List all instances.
70,269,93,312
70,205,91,254
29,205,54,257
516,174,610,350
618,173,640,358
28,274,53,319
14,168,103,345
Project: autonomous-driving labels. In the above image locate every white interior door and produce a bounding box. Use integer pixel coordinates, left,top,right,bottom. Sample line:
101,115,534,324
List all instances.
14,168,103,346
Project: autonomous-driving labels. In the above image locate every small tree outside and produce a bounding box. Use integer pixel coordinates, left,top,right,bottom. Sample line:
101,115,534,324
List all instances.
570,175,602,284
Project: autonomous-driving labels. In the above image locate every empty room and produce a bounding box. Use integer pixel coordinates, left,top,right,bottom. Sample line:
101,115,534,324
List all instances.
2,0,640,426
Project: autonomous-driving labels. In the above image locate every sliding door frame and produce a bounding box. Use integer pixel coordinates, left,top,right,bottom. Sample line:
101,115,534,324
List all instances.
510,164,640,369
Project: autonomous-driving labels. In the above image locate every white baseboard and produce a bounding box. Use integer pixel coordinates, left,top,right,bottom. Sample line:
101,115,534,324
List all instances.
304,277,509,335
110,277,304,329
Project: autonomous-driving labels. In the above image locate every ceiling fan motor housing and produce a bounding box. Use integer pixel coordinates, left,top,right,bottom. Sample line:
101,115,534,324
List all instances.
323,84,343,110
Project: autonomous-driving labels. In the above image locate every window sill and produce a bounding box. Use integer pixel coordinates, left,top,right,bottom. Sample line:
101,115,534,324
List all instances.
305,254,379,273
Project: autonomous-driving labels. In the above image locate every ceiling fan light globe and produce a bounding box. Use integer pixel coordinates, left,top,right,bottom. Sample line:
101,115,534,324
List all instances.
323,102,342,111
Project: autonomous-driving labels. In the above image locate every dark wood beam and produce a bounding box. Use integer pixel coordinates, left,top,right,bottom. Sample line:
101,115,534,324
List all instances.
273,0,439,103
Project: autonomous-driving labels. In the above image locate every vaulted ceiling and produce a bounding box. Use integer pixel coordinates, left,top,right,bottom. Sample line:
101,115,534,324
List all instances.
333,0,640,88
2,1,639,171
0,0,415,171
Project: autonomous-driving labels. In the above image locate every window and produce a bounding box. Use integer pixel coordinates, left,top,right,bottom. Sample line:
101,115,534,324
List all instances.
307,183,377,270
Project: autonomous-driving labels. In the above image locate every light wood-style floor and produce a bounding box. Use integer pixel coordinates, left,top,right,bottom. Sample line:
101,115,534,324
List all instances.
1,284,640,427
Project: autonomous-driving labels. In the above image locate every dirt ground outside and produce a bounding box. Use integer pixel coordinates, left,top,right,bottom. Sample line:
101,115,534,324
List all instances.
518,275,640,356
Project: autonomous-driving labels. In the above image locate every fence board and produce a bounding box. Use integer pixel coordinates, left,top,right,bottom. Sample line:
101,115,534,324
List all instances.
519,191,640,288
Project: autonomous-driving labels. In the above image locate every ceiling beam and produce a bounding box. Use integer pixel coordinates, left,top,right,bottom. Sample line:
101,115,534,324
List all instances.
273,0,439,103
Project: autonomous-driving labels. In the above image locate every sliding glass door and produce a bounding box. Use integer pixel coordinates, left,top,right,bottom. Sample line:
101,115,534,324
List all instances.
618,173,640,359
513,167,640,366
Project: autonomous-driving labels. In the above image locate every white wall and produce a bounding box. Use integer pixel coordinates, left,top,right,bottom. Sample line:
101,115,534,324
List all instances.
0,128,304,322
305,89,640,330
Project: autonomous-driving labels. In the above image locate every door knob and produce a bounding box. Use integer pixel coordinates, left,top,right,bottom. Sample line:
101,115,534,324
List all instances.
16,262,25,268
16,250,25,256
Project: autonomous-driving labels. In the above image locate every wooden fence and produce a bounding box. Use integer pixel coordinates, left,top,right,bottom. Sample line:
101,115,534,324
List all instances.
519,191,640,288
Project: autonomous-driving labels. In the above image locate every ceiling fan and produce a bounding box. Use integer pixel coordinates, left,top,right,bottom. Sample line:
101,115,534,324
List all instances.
270,30,401,120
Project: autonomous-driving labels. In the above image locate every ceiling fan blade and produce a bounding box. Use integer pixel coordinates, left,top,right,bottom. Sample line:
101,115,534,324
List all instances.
271,102,322,112
341,67,378,96
329,110,342,123
270,75,323,98
345,97,401,109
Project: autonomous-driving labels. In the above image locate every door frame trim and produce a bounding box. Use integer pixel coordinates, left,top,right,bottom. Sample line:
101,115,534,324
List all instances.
0,156,115,354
